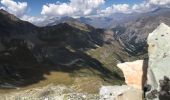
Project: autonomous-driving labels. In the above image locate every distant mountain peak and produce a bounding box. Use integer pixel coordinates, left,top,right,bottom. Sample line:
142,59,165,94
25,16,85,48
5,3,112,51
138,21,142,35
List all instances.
0,9,7,14
150,7,170,14
0,9,20,21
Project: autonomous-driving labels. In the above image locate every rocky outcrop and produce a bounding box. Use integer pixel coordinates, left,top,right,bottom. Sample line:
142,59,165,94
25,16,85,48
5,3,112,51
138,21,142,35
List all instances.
117,60,147,90
146,23,170,100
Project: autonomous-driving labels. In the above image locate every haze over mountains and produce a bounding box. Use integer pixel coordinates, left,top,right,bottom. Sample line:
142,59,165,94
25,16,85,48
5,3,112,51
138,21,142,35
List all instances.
0,7,170,92
39,7,170,29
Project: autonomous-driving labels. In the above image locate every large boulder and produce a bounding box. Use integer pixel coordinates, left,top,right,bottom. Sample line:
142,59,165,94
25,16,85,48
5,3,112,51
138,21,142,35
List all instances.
117,60,147,90
146,23,170,100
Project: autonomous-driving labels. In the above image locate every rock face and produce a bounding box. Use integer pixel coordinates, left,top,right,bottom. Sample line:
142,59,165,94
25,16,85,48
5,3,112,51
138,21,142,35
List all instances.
147,23,170,100
100,85,143,100
117,60,147,90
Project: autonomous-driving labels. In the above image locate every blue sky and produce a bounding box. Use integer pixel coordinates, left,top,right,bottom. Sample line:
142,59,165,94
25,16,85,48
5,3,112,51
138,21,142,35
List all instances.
24,0,70,16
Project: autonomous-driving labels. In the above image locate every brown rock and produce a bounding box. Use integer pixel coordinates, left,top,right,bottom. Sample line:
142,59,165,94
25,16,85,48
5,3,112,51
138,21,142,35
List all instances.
117,60,147,90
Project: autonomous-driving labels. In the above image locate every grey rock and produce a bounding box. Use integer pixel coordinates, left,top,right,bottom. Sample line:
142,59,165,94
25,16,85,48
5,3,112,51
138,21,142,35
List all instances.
147,23,170,100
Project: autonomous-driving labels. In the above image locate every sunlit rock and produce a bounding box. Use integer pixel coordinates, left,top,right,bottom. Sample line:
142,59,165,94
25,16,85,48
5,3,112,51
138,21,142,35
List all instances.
117,60,147,90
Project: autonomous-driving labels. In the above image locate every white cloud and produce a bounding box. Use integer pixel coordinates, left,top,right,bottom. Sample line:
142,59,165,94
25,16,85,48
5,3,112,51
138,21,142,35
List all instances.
70,0,105,15
0,0,48,26
132,2,153,13
41,3,75,17
148,0,170,6
131,0,170,13
0,0,28,17
21,15,47,26
100,0,170,16
112,4,130,12
100,4,130,15
0,6,5,9
41,0,105,17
